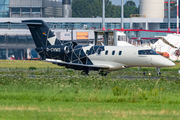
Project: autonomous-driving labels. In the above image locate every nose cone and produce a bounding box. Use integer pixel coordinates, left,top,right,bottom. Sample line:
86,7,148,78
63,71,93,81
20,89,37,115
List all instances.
160,57,175,67
152,56,175,67
164,60,175,67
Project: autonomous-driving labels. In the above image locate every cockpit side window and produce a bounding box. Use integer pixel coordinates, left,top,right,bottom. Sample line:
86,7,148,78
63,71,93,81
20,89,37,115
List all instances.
138,50,147,55
138,50,159,55
147,50,159,55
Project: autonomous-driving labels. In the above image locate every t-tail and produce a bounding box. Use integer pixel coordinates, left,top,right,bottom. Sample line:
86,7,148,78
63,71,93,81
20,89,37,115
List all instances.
22,20,76,60
22,20,60,47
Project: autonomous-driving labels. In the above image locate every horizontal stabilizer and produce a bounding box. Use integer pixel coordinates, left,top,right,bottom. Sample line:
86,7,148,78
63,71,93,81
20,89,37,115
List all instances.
3,21,42,26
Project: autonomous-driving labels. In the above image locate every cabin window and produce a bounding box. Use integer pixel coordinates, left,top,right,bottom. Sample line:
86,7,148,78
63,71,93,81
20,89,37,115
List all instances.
86,50,89,54
112,51,115,55
105,50,108,55
138,50,159,55
119,51,122,55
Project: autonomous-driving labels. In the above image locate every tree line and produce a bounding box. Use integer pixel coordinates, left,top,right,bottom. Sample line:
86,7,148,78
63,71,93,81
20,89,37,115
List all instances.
72,0,139,18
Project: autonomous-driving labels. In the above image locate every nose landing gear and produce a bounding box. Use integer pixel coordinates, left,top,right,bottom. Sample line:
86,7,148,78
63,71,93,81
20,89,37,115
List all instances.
156,67,161,75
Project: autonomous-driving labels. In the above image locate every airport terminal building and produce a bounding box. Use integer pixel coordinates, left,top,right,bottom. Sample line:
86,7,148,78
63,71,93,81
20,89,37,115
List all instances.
0,0,179,59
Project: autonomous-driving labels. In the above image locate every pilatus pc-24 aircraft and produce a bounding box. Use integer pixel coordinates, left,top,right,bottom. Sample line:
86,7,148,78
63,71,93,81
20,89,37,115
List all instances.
22,20,175,76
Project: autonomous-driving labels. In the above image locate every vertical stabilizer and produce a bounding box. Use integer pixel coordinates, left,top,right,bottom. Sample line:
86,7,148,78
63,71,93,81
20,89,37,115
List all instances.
22,20,60,48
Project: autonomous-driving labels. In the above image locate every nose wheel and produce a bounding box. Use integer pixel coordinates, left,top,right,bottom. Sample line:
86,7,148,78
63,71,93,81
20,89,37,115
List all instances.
156,67,161,75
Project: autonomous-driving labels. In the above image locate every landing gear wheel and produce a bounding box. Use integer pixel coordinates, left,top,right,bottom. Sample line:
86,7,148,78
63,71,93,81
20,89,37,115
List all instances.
157,72,161,75
156,67,161,75
99,71,108,76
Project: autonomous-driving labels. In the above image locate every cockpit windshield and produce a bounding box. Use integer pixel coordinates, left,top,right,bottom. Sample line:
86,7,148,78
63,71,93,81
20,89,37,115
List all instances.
138,50,159,55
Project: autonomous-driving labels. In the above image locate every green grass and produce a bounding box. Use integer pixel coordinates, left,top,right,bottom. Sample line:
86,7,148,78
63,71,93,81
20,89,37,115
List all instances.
0,60,59,69
0,60,180,119
0,102,180,120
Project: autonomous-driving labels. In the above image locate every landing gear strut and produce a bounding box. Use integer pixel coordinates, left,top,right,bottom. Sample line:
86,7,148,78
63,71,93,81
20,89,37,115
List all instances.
155,67,161,75
99,71,108,76
81,69,90,75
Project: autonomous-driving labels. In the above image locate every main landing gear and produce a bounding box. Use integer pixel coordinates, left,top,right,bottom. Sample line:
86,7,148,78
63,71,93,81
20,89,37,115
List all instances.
81,69,90,75
155,67,161,75
81,69,109,76
99,71,109,76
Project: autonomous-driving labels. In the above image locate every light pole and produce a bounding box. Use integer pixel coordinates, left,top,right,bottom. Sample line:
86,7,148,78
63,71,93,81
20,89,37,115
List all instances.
102,0,105,31
168,0,171,31
177,0,179,34
121,0,124,30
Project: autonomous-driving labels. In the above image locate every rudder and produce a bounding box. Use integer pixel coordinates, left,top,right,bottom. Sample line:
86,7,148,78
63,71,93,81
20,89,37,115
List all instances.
22,20,60,48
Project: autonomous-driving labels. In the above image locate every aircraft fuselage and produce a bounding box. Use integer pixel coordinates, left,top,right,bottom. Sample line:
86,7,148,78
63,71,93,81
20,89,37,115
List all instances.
44,45,175,71
22,19,175,75
81,45,175,71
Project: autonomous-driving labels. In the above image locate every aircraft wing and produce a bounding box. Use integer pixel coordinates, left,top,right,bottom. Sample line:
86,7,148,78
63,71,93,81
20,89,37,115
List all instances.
45,59,109,70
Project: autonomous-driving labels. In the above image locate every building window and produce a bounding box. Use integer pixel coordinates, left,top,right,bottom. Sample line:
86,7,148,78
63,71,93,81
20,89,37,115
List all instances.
4,5,9,12
72,23,81,29
160,23,178,29
116,23,121,29
160,23,168,29
0,0,9,17
91,23,100,29
124,23,130,29
61,23,71,29
171,23,176,29
22,8,30,14
0,23,8,28
12,8,20,14
0,49,6,59
10,24,20,29
106,23,111,29
0,0,9,4
32,8,40,14
112,51,115,55
0,36,5,44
